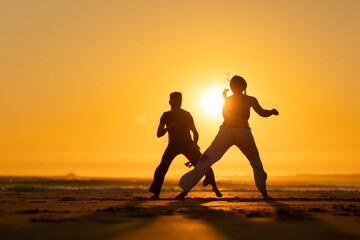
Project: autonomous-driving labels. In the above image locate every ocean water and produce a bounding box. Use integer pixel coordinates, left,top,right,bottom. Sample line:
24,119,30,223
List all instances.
1,176,359,193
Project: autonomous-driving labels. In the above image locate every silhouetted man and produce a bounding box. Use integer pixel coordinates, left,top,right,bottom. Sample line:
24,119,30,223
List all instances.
149,92,222,199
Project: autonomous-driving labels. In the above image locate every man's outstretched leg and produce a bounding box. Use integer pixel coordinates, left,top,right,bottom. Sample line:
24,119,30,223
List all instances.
201,154,222,197
203,170,222,197
149,147,178,199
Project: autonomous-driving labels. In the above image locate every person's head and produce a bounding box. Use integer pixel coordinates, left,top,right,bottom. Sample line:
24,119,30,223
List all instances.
169,92,182,110
229,75,247,95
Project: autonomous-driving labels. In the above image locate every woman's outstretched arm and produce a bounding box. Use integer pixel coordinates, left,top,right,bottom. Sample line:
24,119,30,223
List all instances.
251,97,279,117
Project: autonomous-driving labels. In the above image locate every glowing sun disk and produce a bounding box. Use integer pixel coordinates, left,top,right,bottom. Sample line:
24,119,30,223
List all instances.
201,87,224,116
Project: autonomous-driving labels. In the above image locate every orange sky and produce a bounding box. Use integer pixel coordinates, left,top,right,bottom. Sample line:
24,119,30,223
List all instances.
1,0,359,178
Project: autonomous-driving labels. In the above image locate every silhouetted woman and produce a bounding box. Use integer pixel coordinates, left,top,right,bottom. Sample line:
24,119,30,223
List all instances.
177,75,279,200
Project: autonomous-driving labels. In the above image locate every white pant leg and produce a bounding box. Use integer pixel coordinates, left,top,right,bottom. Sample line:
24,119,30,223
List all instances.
234,129,267,193
179,127,233,191
179,167,209,191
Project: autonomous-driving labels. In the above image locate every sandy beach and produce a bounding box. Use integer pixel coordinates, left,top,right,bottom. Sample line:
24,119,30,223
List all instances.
0,191,359,240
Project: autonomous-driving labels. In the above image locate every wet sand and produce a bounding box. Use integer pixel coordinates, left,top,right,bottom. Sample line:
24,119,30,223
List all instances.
0,191,359,240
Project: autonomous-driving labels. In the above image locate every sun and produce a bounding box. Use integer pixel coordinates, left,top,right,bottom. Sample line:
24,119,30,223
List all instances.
201,87,224,116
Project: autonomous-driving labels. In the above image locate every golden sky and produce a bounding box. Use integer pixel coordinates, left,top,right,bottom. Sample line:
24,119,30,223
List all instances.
1,0,359,178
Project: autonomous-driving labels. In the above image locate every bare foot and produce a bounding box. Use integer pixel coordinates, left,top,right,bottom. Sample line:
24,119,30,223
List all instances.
212,186,223,197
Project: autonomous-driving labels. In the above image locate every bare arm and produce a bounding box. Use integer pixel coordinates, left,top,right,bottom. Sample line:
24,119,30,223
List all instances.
189,122,199,146
157,122,167,138
157,120,179,137
251,97,279,117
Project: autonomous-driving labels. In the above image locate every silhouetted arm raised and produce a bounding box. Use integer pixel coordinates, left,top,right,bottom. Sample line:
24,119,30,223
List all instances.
222,88,229,100
251,97,279,117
